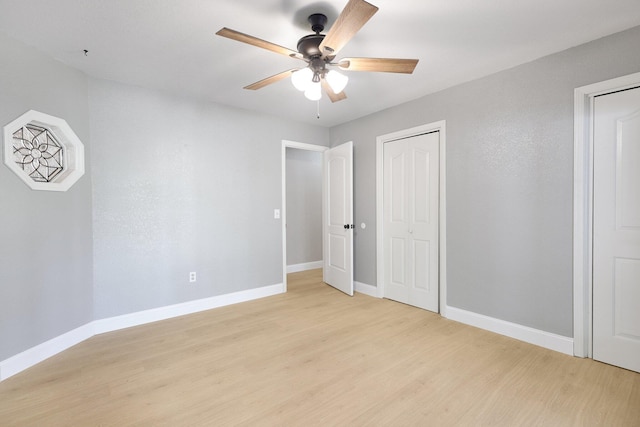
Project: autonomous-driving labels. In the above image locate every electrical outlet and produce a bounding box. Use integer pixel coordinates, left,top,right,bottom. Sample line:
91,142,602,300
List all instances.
274,209,280,219
189,272,197,283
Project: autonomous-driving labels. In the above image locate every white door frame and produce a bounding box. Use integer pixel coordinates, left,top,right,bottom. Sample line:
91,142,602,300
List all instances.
573,72,640,358
281,140,328,292
376,120,447,316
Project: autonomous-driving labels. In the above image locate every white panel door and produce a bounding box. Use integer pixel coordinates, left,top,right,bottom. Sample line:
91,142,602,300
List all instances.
593,86,640,373
323,141,353,296
383,132,439,311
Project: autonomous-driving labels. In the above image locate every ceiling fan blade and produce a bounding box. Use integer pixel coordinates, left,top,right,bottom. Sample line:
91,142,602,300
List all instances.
244,69,298,90
338,58,419,74
216,27,299,58
321,79,347,102
319,0,378,57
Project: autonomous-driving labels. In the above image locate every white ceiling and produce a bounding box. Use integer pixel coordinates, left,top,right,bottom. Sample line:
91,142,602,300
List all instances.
1,0,640,127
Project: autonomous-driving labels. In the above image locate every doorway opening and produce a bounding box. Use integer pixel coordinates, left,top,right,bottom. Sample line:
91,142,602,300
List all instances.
281,140,327,292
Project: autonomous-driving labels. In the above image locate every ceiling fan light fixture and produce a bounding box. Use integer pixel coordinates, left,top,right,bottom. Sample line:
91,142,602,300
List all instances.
304,81,322,101
325,70,349,94
218,1,417,106
291,68,313,91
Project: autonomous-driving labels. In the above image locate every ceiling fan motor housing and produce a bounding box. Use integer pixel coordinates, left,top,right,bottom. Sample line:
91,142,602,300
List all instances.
297,34,324,59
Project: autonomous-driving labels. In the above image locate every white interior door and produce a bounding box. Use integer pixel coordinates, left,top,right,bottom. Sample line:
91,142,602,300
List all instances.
323,141,353,296
383,132,439,311
593,86,640,373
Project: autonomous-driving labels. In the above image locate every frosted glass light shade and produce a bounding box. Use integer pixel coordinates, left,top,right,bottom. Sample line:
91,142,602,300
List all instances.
291,68,313,91
325,70,348,93
304,81,322,101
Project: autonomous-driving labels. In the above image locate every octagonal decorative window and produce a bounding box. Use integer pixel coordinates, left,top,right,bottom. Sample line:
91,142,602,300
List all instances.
3,110,85,191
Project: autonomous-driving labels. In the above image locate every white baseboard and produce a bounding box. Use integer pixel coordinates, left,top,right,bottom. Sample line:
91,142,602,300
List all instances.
94,283,283,334
445,306,574,356
0,323,94,381
0,283,284,382
287,261,323,273
355,281,379,298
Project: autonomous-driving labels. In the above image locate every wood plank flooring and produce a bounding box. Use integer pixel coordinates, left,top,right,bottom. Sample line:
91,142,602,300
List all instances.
1,269,639,426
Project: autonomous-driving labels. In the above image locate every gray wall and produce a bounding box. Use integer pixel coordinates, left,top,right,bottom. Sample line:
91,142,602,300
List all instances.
330,25,640,338
286,148,322,267
89,78,329,319
0,34,93,360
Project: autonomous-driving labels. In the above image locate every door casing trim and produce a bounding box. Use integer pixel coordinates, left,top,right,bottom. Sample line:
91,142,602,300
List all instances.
375,120,447,315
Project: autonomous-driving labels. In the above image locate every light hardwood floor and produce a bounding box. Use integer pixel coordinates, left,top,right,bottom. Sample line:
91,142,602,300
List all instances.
1,269,639,426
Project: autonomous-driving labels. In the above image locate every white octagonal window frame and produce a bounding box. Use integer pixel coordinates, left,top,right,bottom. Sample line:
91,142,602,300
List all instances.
3,110,85,192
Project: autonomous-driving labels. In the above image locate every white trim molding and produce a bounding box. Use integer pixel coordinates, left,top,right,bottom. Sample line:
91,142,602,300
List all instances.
355,281,379,298
376,121,447,316
0,323,94,381
0,283,283,382
447,306,574,356
287,261,323,274
93,283,283,335
573,72,640,358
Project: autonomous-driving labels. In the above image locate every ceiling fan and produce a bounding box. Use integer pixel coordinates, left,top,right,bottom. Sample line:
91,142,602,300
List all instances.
215,0,419,103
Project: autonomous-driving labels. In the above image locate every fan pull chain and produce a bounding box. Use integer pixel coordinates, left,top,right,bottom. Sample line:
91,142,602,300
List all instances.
317,100,320,119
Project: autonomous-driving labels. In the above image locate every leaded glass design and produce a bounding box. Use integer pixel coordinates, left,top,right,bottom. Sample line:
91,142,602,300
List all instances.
12,124,64,183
